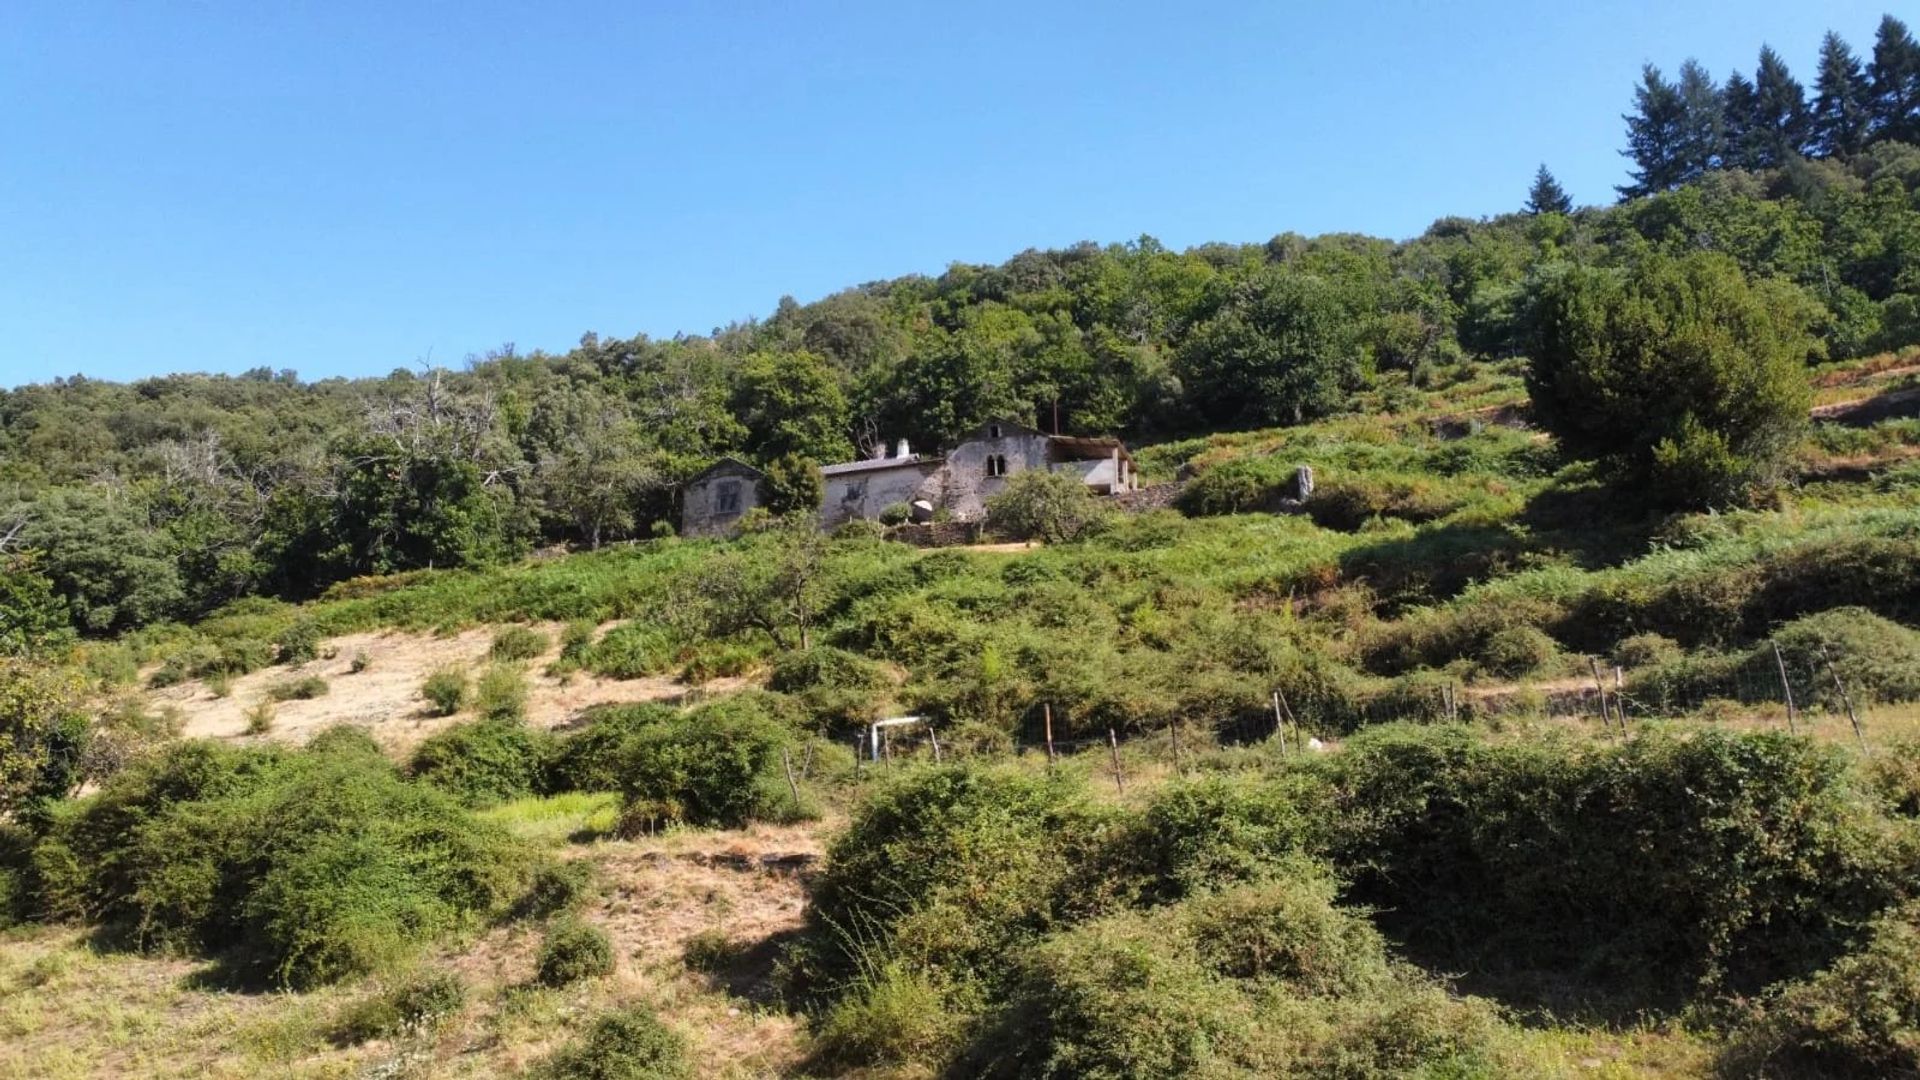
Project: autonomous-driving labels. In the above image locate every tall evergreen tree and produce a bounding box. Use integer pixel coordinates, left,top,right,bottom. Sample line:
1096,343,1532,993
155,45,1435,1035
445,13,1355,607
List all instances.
1870,14,1920,143
1721,70,1763,170
1619,65,1688,198
1525,165,1573,215
1812,31,1873,157
1674,59,1726,180
1752,45,1811,167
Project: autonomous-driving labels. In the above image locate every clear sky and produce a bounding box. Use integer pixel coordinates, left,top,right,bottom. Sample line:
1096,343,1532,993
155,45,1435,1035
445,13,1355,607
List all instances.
0,1,1897,387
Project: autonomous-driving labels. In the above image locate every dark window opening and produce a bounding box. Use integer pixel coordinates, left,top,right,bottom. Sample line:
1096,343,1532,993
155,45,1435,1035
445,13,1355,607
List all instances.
986,455,1008,478
715,481,742,513
989,424,1002,439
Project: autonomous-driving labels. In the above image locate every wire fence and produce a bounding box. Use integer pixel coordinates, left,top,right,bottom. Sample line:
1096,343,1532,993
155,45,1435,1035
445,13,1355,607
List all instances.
840,637,1878,777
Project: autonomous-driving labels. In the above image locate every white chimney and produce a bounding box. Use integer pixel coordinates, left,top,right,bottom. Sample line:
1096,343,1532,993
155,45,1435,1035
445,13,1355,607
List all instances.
895,438,911,459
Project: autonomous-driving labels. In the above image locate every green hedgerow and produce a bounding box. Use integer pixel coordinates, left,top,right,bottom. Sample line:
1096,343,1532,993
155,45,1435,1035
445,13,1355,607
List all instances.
534,1006,690,1080
537,920,615,986
543,704,674,795
491,625,549,663
420,666,469,717
1474,624,1559,679
616,695,806,829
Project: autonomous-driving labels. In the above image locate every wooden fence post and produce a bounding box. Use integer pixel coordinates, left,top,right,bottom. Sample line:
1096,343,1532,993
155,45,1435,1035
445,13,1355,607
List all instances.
1107,729,1125,794
1044,703,1057,764
1819,642,1865,751
1772,640,1798,734
1588,657,1614,735
1271,691,1286,749
927,724,944,763
1614,666,1626,730
1170,720,1183,776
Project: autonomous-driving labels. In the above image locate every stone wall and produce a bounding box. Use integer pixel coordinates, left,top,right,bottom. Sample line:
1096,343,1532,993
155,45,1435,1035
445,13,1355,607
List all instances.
821,460,944,527
681,462,763,537
1109,481,1187,513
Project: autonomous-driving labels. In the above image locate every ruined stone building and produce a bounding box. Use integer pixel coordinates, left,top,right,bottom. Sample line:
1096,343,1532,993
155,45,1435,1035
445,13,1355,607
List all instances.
819,420,1137,527
680,422,1141,536
679,457,765,537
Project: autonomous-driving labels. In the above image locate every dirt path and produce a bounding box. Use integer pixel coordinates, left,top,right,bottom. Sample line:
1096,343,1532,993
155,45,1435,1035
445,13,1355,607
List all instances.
150,625,742,753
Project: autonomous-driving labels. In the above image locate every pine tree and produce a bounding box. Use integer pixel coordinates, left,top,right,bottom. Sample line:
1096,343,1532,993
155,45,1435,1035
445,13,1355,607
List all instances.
1721,70,1763,170
1812,30,1873,157
1751,45,1811,166
1619,65,1688,198
1525,165,1573,215
1674,59,1726,180
1870,14,1920,143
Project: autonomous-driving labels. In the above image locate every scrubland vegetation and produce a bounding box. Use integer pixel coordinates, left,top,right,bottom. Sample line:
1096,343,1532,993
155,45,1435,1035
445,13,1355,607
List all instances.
6,16,1920,1074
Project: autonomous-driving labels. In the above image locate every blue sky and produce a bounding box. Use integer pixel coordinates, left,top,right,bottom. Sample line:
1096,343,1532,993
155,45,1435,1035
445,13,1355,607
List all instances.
0,1,1897,386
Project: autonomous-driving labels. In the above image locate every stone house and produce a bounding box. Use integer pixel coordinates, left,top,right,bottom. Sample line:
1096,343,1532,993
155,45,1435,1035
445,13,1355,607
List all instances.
679,457,765,537
820,421,1138,527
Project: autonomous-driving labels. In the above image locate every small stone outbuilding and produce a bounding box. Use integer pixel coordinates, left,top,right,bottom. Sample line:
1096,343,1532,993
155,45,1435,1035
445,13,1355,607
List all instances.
680,457,764,537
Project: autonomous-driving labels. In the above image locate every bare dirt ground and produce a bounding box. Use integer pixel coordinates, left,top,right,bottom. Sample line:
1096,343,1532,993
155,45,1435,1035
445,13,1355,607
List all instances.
146,625,748,754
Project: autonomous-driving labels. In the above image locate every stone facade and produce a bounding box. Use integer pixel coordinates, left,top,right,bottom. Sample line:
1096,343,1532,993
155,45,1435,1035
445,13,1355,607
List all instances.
680,458,764,537
820,454,945,528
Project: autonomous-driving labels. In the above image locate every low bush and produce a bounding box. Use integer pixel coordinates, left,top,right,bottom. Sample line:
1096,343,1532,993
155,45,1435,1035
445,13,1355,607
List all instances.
543,704,674,794
808,962,966,1073
583,624,680,680
681,928,741,974
490,625,549,662
409,720,549,807
421,666,469,716
556,619,597,668
1176,455,1307,516
1631,607,1920,714
265,675,328,702
985,469,1109,542
244,699,275,735
534,1006,690,1080
767,646,890,731
617,694,807,829
334,970,465,1044
1611,631,1682,669
473,663,528,722
1474,624,1558,678
277,620,322,665
516,860,597,920
349,650,371,673
536,920,615,986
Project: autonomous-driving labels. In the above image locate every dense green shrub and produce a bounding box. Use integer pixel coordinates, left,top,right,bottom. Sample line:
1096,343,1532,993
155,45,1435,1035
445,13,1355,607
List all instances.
1177,455,1307,516
1473,624,1558,678
537,920,615,986
490,625,549,662
334,970,466,1043
583,624,680,679
1525,251,1814,508
1611,632,1682,669
1314,724,1903,998
420,666,469,716
767,646,889,731
985,469,1109,542
1725,901,1920,1077
543,704,674,794
1111,775,1320,903
617,694,807,828
276,620,323,665
798,765,1121,995
408,720,548,807
26,740,527,987
534,1006,690,1080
